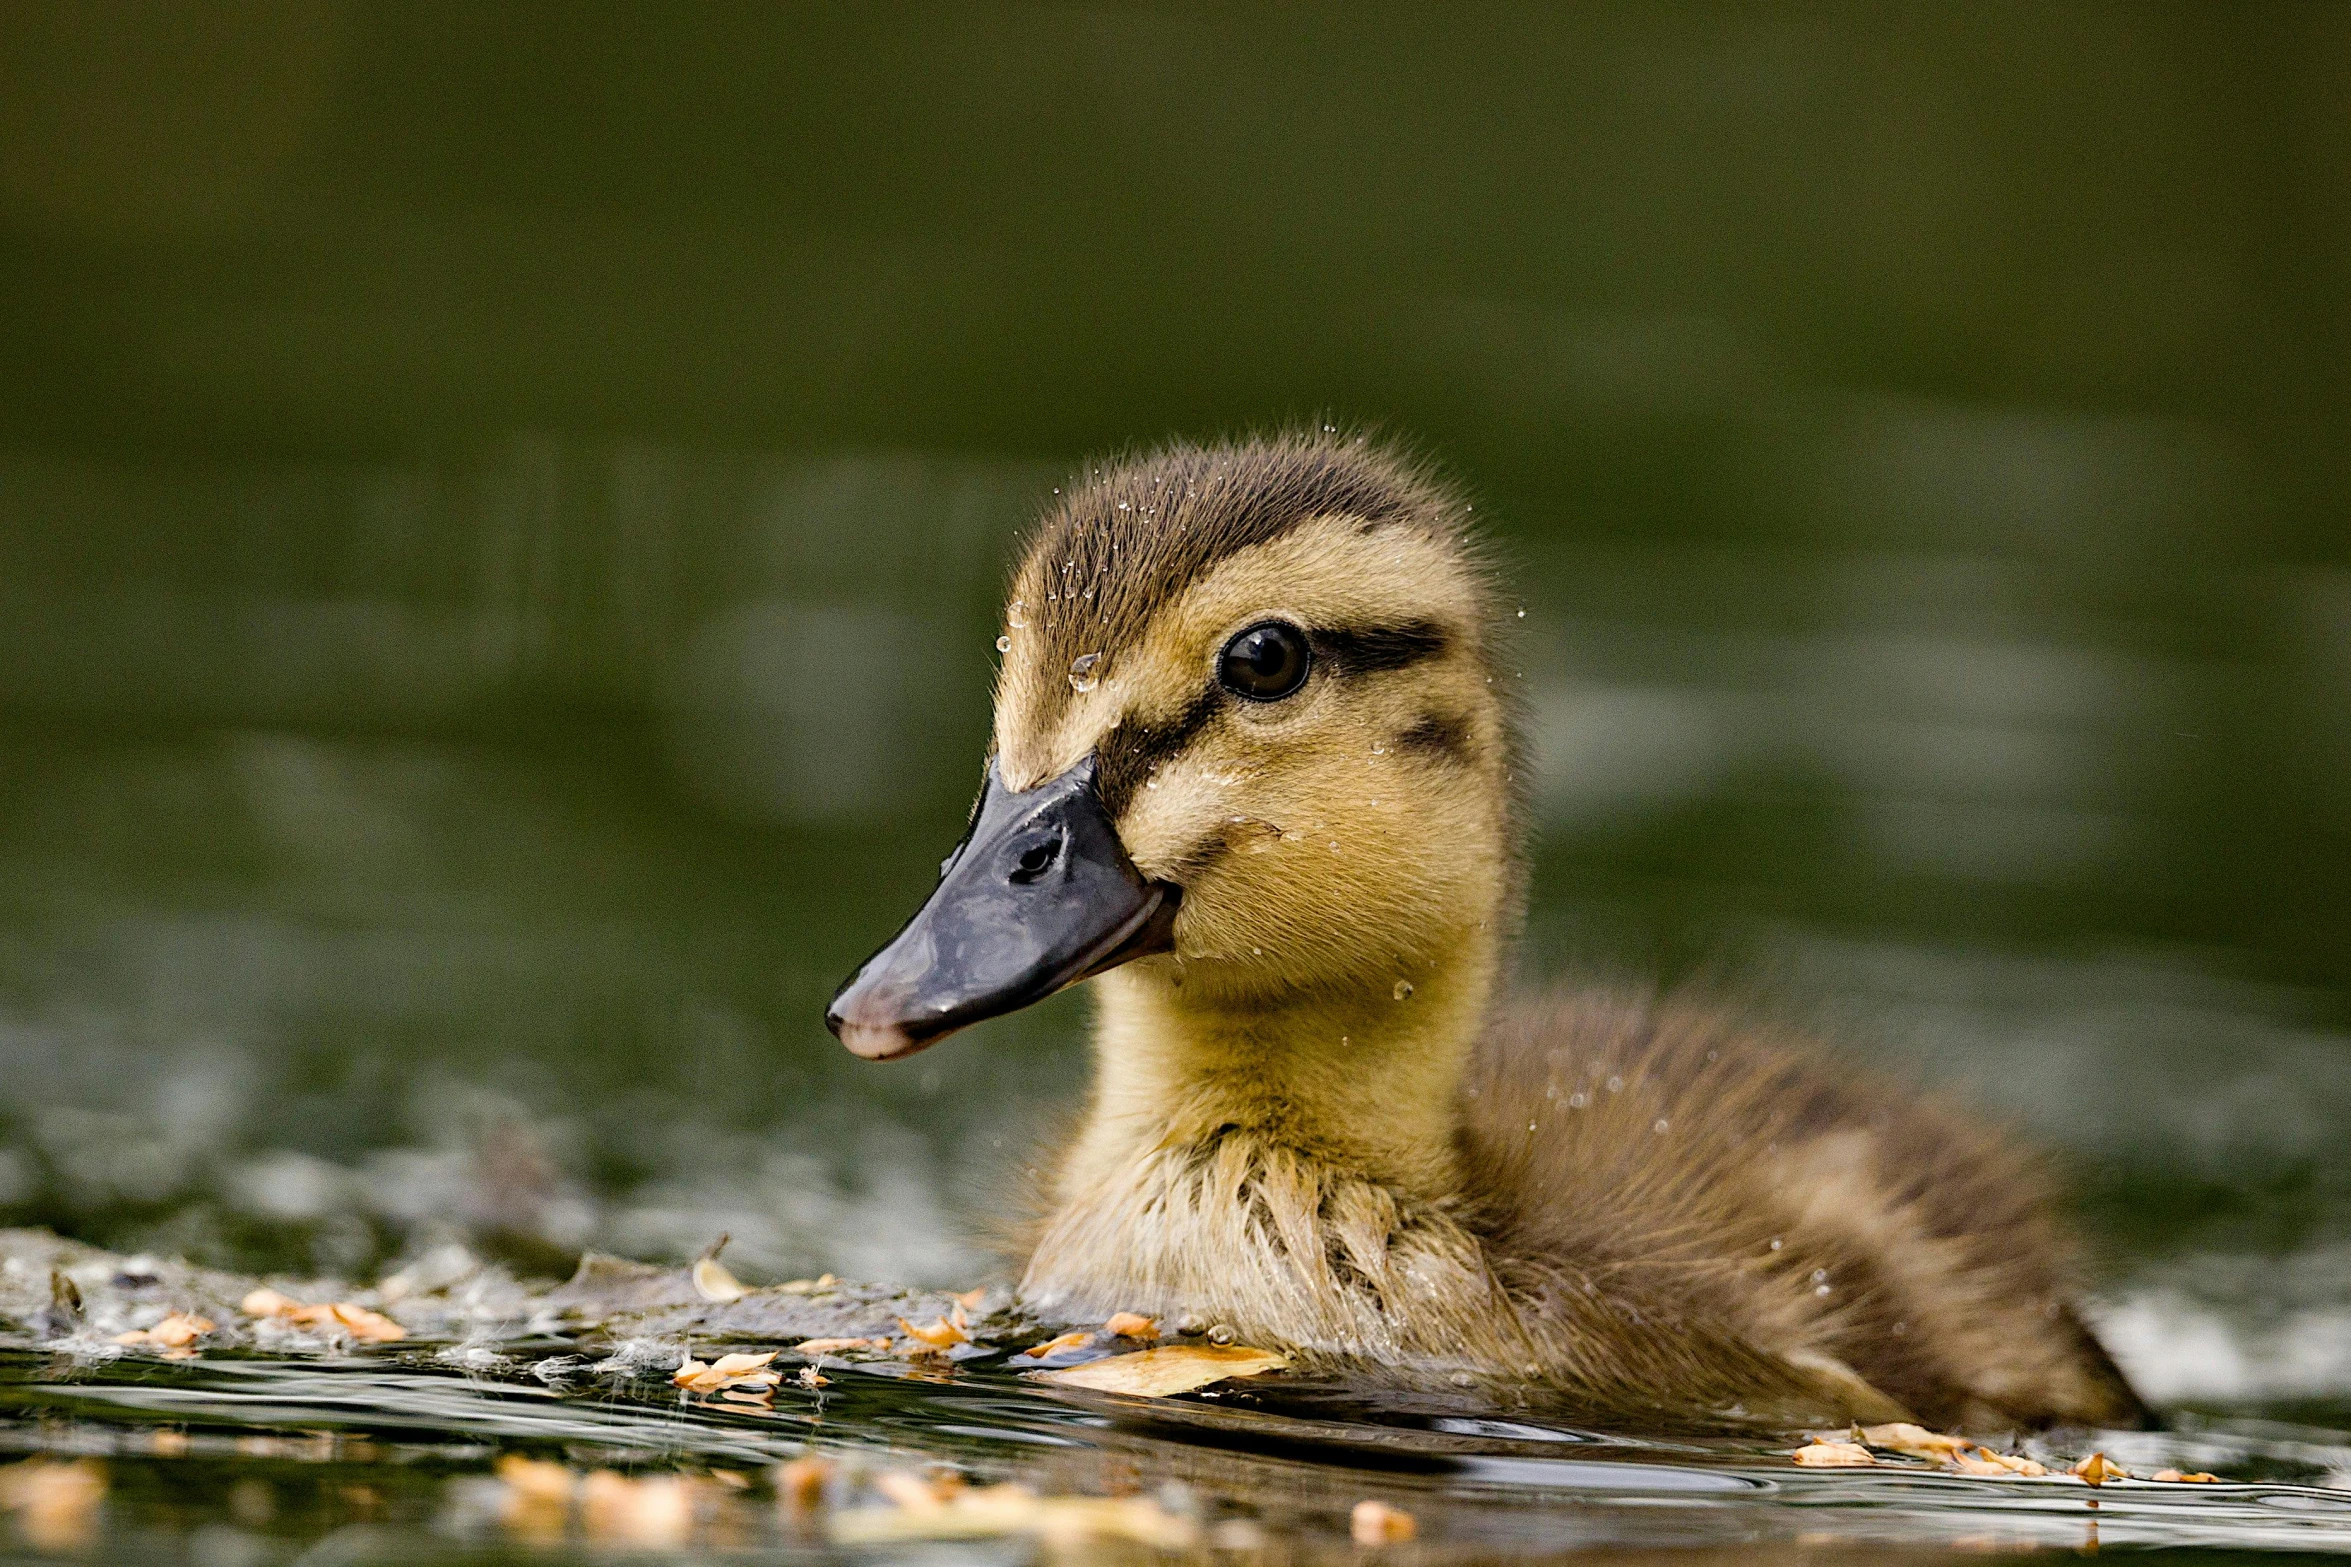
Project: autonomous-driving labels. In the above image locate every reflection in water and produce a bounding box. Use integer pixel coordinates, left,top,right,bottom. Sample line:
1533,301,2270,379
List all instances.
4,1340,2351,1560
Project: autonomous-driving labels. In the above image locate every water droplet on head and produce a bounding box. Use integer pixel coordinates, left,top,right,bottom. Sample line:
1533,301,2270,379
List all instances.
995,635,1011,653
1653,1118,1670,1134
1567,1092,1587,1108
1811,1269,1828,1284
1450,1369,1476,1388
1006,600,1029,629
1174,1312,1205,1335
1207,1324,1235,1346
1769,1237,1783,1250
1068,652,1102,693
1392,980,1415,1001
1605,1076,1623,1093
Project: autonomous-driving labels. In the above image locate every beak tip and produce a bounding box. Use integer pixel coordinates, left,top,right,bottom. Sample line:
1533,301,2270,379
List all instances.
825,990,915,1061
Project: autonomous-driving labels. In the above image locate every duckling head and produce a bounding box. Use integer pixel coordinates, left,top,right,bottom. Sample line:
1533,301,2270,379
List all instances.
829,435,1520,1182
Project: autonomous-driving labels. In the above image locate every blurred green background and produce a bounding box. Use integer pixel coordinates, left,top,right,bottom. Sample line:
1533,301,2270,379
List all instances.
2,1,2347,1411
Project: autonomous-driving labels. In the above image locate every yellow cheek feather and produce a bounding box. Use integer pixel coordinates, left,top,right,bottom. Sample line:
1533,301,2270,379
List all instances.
1000,516,1510,996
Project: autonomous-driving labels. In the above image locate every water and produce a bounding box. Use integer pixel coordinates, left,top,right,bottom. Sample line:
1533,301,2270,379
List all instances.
8,1234,2351,1563
4,3,2349,1554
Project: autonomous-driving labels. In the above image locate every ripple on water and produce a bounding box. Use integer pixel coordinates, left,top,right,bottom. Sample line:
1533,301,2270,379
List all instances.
4,1341,2351,1559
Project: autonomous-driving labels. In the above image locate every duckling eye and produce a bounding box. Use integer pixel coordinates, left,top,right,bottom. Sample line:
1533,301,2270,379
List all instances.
1218,621,1311,702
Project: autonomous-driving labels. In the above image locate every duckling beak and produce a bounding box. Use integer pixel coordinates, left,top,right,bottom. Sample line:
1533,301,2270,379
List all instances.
824,755,1179,1061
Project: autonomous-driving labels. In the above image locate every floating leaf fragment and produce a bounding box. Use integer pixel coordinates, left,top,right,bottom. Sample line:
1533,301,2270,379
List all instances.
692,1256,747,1303
897,1316,967,1353
1947,1446,2047,1477
795,1336,885,1355
1792,1441,1875,1467
114,1313,215,1350
953,1287,987,1310
778,1274,839,1294
796,1365,828,1389
241,1291,406,1343
1859,1422,1972,1459
2073,1452,2131,1486
1103,1311,1158,1339
2152,1469,2220,1483
313,1302,407,1343
1031,1343,1287,1397
1020,1331,1093,1360
673,1351,780,1393
1350,1499,1417,1544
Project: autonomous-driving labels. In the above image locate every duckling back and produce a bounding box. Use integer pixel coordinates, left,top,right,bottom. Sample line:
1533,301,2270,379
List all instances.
1461,988,2151,1430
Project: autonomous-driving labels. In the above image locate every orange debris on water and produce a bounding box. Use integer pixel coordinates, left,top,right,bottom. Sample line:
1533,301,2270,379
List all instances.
1031,1343,1287,1397
1350,1499,1417,1544
1020,1331,1093,1359
2153,1469,2221,1483
1948,1446,2048,1477
1792,1441,1875,1467
114,1313,215,1350
1859,1422,1972,1459
673,1351,781,1394
794,1336,884,1355
1103,1312,1158,1339
2073,1452,2131,1485
691,1255,748,1303
897,1315,968,1353
240,1290,406,1343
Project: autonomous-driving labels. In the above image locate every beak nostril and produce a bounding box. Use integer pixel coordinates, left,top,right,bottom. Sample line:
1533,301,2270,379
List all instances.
1012,838,1062,881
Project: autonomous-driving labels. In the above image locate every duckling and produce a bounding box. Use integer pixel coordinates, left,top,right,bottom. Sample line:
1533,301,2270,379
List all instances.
828,434,2149,1432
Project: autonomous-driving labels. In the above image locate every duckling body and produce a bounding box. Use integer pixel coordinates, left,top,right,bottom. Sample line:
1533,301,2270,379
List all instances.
830,435,2148,1431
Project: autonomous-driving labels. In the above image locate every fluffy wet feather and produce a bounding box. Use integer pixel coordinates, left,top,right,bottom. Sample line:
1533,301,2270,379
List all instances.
832,431,2149,1432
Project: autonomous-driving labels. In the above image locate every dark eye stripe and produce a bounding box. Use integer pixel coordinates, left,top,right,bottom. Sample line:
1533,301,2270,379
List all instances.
1394,712,1474,764
1312,620,1450,674
1092,619,1456,819
1093,686,1223,819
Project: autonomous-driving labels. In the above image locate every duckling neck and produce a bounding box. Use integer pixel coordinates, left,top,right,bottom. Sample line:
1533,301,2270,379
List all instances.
1059,934,1499,1205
